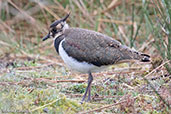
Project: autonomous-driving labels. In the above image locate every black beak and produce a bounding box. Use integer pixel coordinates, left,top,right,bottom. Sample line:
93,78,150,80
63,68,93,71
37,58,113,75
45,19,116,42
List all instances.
50,12,70,28
42,33,50,41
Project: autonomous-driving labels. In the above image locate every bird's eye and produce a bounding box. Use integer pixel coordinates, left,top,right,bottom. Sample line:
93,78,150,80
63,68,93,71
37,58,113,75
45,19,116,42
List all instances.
52,28,56,33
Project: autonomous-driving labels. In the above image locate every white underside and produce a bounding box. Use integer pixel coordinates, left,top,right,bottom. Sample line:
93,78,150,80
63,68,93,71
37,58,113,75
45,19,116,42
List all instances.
58,39,107,73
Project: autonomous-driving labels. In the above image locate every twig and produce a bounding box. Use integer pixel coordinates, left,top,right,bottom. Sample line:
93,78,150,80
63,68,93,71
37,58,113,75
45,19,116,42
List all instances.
142,76,170,108
145,60,170,78
99,18,133,25
34,78,85,83
53,0,69,13
16,63,55,70
7,0,36,25
0,40,11,47
30,98,60,112
72,0,94,24
38,2,60,20
101,0,129,13
142,60,170,108
7,1,47,33
20,50,63,67
78,97,137,114
0,19,15,33
122,83,134,90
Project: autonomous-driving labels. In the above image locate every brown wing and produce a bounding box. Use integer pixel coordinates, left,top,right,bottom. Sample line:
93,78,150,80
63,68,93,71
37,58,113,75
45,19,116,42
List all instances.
62,28,142,66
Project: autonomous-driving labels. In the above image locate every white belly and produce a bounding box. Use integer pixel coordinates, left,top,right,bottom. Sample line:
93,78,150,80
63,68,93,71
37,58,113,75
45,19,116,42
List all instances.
58,39,106,73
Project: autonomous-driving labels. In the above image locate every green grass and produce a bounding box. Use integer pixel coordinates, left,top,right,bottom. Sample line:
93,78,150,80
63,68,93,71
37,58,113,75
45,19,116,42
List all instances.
0,0,170,113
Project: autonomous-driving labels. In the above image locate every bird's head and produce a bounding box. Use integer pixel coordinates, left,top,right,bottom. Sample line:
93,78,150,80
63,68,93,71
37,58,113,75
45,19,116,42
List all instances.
42,13,70,41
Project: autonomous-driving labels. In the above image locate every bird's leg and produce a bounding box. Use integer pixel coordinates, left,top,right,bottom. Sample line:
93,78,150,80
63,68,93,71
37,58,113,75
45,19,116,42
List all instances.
87,72,93,102
81,72,93,103
87,85,92,102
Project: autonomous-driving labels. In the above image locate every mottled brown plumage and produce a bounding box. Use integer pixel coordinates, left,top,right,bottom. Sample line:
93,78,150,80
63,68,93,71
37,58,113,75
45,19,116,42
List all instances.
62,28,149,67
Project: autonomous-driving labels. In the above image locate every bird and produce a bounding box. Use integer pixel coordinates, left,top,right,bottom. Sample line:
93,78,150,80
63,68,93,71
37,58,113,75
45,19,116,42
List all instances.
42,13,150,103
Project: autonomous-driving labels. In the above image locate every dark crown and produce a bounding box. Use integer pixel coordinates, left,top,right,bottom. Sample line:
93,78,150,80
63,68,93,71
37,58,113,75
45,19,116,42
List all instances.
50,13,70,28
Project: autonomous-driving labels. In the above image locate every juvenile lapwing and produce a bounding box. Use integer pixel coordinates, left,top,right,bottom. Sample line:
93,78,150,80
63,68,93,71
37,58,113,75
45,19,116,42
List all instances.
42,13,150,103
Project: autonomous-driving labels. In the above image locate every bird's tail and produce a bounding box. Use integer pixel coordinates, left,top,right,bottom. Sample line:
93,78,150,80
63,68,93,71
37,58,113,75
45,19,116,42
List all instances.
119,46,151,63
117,45,151,63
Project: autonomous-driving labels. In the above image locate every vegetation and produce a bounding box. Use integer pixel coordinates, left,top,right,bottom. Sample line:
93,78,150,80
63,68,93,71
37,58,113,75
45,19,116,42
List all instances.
0,0,170,113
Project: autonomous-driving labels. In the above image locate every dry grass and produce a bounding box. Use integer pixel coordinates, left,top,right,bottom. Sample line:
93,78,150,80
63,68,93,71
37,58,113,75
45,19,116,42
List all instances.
0,0,170,113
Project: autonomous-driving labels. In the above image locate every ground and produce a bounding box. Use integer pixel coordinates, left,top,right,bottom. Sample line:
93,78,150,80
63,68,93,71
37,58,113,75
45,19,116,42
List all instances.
0,0,170,113
0,53,170,113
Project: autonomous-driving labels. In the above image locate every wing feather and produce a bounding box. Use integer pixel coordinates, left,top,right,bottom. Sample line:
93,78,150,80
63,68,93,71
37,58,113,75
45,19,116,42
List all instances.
62,28,137,66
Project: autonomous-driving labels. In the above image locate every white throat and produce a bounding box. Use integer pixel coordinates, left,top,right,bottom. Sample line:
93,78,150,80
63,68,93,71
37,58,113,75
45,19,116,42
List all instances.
63,22,69,30
53,33,62,40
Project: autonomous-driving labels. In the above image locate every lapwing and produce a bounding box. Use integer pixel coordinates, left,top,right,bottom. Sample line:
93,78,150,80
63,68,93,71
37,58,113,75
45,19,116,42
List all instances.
42,13,150,103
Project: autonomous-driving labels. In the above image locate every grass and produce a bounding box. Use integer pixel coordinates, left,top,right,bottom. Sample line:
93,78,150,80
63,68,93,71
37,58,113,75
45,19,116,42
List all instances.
0,0,170,113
